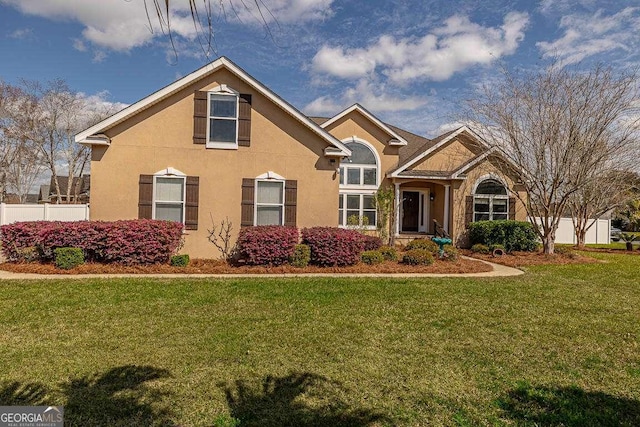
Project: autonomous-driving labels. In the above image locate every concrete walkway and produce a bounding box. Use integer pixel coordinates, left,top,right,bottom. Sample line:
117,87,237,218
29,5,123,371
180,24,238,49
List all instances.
0,256,523,280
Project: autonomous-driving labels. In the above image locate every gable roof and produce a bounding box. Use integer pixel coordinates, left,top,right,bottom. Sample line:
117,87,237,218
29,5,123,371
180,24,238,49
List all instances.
389,126,489,178
319,104,408,146
75,57,350,157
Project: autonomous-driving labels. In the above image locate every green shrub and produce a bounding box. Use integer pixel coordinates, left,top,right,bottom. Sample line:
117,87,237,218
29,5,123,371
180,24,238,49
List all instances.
468,220,539,252
402,249,434,265
471,243,490,254
378,246,398,261
289,244,311,268
443,245,459,261
54,247,84,270
405,238,439,255
361,250,384,265
170,254,190,267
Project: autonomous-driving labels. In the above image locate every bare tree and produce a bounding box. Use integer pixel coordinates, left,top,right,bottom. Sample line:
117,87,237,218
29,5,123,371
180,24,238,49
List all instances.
0,82,46,203
568,170,636,249
0,80,115,204
468,63,640,254
144,0,276,59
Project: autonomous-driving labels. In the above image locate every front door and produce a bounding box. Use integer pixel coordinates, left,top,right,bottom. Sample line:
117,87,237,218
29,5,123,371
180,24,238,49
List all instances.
401,190,428,233
402,191,420,232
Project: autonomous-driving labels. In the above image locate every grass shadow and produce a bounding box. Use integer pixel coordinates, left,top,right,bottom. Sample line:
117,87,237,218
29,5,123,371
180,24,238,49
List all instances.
0,381,49,405
220,372,388,426
61,364,173,426
497,382,640,426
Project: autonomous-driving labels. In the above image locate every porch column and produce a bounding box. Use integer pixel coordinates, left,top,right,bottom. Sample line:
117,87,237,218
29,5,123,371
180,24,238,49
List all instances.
394,182,400,236
443,184,450,233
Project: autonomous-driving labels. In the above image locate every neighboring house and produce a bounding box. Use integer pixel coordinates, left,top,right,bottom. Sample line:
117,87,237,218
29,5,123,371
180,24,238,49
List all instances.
75,57,527,258
40,175,90,204
2,193,39,204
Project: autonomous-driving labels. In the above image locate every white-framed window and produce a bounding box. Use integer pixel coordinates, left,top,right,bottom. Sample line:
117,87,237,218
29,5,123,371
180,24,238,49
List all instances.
473,178,508,221
339,141,378,187
153,175,186,223
338,139,379,228
207,87,239,149
255,179,285,226
338,193,376,227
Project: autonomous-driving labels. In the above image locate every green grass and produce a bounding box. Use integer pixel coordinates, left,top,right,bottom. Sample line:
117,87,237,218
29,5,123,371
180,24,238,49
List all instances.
1,253,639,426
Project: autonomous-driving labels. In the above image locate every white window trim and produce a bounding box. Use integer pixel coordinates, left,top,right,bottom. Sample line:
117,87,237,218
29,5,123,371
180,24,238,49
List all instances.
254,177,286,226
339,191,377,229
339,137,380,189
206,85,240,150
472,176,509,222
152,174,186,224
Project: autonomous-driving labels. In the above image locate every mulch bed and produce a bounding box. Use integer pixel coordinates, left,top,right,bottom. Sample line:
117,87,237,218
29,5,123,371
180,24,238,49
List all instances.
463,250,599,268
0,257,492,275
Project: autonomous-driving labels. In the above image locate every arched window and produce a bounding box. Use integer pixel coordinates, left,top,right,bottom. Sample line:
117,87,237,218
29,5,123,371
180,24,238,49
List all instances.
338,140,379,227
473,178,508,221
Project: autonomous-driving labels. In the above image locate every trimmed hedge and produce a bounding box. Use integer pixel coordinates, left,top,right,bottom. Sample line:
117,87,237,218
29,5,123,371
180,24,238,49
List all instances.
237,226,299,266
402,249,434,265
302,227,364,266
471,243,490,254
290,244,311,268
405,238,439,255
0,220,183,265
442,245,459,261
54,247,84,270
361,250,384,265
468,220,538,252
171,254,190,267
378,246,398,261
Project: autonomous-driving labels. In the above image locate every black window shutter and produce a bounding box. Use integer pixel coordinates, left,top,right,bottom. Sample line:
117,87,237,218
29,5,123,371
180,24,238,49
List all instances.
139,175,154,219
284,180,297,227
465,195,474,228
185,176,199,230
241,178,255,226
193,91,208,145
238,94,252,147
508,197,516,220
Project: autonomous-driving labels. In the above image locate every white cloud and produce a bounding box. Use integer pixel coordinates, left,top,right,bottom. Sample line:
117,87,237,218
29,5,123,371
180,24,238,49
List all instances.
0,0,334,52
72,38,86,52
304,79,427,116
536,7,640,65
8,28,33,39
311,12,529,83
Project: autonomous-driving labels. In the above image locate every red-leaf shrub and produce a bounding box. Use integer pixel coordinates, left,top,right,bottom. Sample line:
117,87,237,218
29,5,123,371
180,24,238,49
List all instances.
301,227,365,266
237,226,299,266
0,221,43,262
0,220,183,265
363,235,383,251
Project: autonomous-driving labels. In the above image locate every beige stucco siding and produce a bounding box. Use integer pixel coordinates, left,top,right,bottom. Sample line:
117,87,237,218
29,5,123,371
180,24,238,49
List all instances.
410,137,478,172
90,68,338,258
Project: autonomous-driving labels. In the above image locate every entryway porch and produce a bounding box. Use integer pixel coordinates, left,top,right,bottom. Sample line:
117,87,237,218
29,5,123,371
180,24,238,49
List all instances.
393,179,452,238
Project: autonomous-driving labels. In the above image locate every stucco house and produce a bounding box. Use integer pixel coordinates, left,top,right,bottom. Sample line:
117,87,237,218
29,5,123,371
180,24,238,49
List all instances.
75,57,526,258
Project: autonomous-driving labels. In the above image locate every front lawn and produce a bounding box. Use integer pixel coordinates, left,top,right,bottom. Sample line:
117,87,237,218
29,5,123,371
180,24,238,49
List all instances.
1,252,639,426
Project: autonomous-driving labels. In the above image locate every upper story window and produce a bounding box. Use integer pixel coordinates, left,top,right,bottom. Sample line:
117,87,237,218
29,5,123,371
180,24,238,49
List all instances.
207,87,239,149
339,141,378,187
473,178,508,222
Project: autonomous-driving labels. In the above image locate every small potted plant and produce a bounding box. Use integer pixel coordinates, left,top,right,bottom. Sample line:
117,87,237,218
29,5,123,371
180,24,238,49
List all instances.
619,233,636,251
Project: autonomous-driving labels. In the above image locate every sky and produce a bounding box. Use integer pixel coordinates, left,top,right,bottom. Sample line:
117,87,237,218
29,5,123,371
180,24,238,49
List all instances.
1,0,639,137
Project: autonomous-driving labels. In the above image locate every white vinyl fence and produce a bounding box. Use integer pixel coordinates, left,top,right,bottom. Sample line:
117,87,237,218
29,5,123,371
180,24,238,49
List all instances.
0,203,90,225
529,217,610,245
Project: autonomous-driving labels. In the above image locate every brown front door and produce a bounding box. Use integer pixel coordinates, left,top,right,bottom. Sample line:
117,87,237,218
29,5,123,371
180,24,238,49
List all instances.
402,191,419,232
